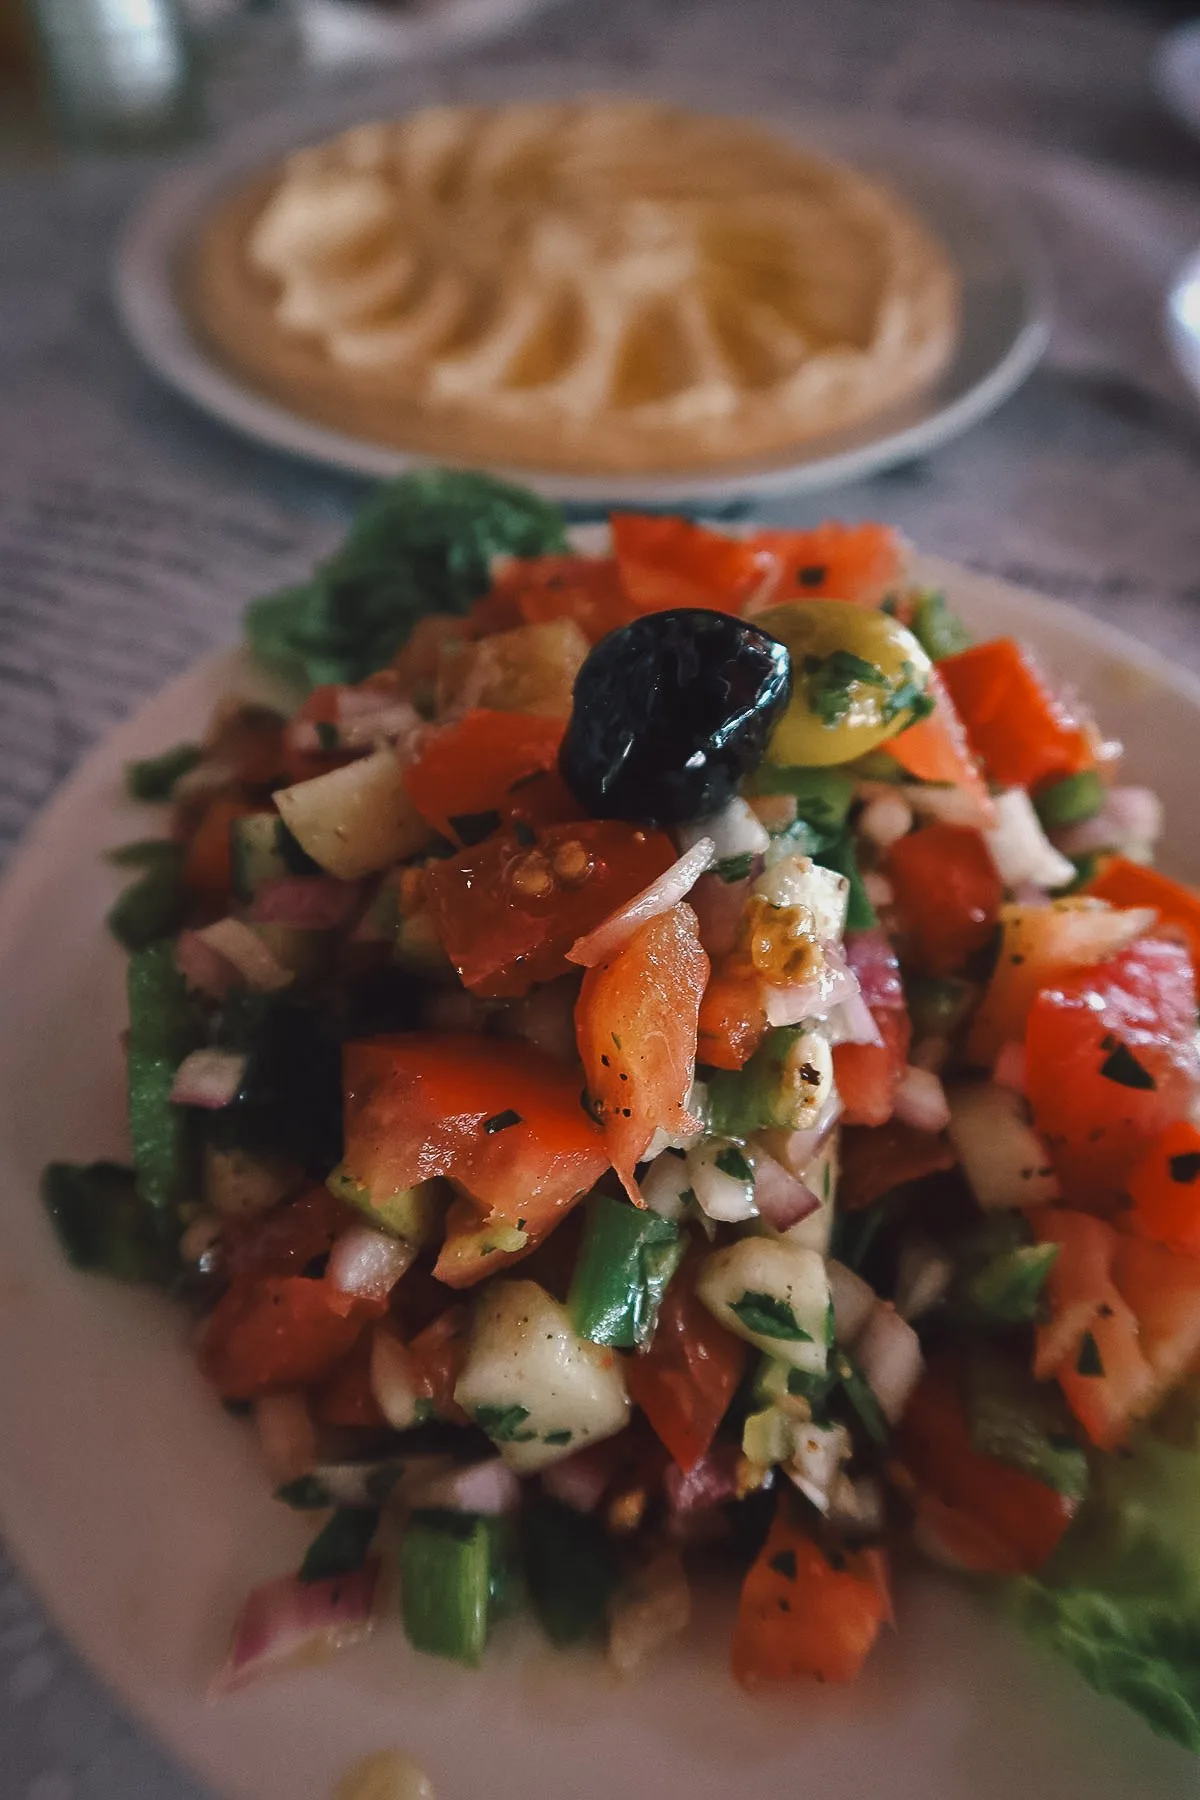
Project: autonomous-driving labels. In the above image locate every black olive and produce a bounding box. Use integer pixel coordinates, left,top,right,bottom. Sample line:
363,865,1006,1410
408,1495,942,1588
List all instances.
558,609,791,825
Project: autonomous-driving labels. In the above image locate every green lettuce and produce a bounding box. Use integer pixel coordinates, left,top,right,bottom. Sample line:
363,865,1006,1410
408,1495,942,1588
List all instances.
244,469,568,690
1011,1428,1200,1750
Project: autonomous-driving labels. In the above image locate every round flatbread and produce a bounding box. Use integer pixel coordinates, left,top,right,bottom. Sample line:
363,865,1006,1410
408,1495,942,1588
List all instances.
184,98,961,474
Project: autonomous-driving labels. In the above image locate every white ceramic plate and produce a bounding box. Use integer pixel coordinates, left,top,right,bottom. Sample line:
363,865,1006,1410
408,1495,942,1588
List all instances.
113,73,1050,510
0,558,1198,1800
1166,241,1200,406
285,0,562,72
1154,20,1200,143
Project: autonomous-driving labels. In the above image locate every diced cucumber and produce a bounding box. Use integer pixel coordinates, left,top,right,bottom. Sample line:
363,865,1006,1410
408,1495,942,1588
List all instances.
400,1509,493,1665
1033,770,1105,832
230,815,290,902
946,1081,1061,1211
275,747,432,880
106,845,187,951
127,942,200,1213
697,1238,831,1374
454,1280,629,1472
567,1194,682,1349
326,1165,445,1246
707,1028,834,1138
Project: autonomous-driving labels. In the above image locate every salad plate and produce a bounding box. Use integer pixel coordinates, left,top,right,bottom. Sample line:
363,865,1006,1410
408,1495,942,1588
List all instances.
0,528,1197,1800
114,71,1049,509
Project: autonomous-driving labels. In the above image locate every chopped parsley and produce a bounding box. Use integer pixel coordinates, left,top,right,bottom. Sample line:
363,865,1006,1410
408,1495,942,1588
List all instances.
473,1403,537,1443
298,1506,380,1584
834,1352,889,1446
449,809,502,846
715,852,755,884
769,1549,798,1579
802,650,884,727
730,1290,813,1342
880,660,935,724
1099,1043,1156,1090
1170,1152,1200,1184
483,1109,522,1135
275,1474,333,1511
543,1429,573,1447
1076,1331,1105,1377
715,1144,754,1183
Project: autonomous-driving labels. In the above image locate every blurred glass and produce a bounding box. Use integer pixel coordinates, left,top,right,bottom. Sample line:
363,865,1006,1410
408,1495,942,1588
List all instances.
27,0,204,149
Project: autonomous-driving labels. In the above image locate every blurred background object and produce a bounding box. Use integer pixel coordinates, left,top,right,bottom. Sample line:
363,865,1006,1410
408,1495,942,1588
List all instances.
25,0,203,149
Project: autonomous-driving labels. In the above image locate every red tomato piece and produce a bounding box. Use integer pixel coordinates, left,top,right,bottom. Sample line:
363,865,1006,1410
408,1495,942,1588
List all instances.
611,513,777,614
403,710,566,843
1086,857,1200,975
220,1186,358,1284
1031,1209,1155,1449
887,823,1002,977
1025,937,1198,1212
1128,1120,1200,1256
837,1119,957,1212
1111,1233,1200,1403
731,1502,890,1687
480,555,638,643
696,965,770,1070
340,1034,608,1289
833,929,911,1126
893,1365,1078,1573
308,1330,386,1429
200,1275,382,1400
575,904,709,1199
424,819,676,999
749,521,904,608
625,1253,746,1471
886,671,993,817
182,797,261,911
938,638,1097,791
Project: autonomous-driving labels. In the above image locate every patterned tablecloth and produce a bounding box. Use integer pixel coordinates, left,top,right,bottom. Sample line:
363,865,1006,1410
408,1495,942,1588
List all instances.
3,1,1200,1793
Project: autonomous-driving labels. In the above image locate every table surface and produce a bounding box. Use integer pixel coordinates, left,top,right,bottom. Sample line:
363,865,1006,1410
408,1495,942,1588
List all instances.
4,1,1200,1795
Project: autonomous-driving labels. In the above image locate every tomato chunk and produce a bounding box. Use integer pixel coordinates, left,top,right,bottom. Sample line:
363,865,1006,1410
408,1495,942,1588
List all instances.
1025,937,1198,1211
893,1365,1078,1573
340,1034,608,1289
887,824,1002,977
832,930,911,1126
1111,1233,1200,1404
309,1330,386,1429
221,1186,358,1284
731,1502,890,1687
1087,857,1200,974
938,638,1096,791
696,965,769,1071
576,904,708,1198
200,1275,381,1400
612,513,776,614
403,710,566,843
886,671,992,816
1128,1120,1200,1256
625,1253,746,1471
478,555,637,643
425,819,676,998
748,521,903,608
1031,1209,1154,1449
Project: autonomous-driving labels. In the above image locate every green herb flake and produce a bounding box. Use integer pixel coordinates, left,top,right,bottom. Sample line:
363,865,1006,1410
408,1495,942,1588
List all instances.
802,649,886,728
836,1353,889,1446
1100,1044,1156,1090
769,1549,798,1579
716,852,754,884
275,1474,332,1510
124,741,202,802
473,1403,537,1443
1170,1152,1200,1184
880,660,934,725
483,1108,522,1136
730,1290,812,1342
449,809,502,846
314,720,340,752
298,1505,380,1583
715,1145,754,1183
543,1429,573,1447
1076,1331,1105,1378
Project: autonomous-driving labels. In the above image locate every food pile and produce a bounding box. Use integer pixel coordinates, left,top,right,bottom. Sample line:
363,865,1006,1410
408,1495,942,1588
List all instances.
45,473,1200,1745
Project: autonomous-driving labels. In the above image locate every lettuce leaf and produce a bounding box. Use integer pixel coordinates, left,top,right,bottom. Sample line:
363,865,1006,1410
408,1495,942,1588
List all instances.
1011,1429,1200,1750
244,469,568,690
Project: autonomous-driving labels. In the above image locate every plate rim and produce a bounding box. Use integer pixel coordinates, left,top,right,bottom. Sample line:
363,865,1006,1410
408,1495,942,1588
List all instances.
111,83,1052,508
3,557,1198,1800
1154,19,1200,141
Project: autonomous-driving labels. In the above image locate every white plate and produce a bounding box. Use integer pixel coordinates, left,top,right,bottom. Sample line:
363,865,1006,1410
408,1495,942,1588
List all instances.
113,75,1050,510
286,0,562,71
0,558,1198,1800
1166,241,1200,405
1154,20,1200,143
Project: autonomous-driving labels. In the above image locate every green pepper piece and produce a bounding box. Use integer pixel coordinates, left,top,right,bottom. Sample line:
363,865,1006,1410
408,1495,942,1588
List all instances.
124,742,202,802
400,1509,494,1666
1033,770,1106,831
568,1193,682,1349
127,942,200,1212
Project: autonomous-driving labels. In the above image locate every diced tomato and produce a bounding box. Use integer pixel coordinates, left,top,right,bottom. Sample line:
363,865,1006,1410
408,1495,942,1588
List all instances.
340,1034,608,1289
308,1330,386,1429
220,1186,358,1284
1087,857,1200,974
731,1501,890,1687
1031,1209,1155,1449
403,710,566,843
938,638,1097,792
1128,1120,1200,1256
199,1274,382,1401
182,797,261,910
837,1119,957,1212
1025,937,1198,1212
696,965,770,1070
478,555,638,643
611,513,777,614
625,1253,746,1471
833,930,910,1126
886,671,993,817
887,824,1002,977
747,521,903,609
424,820,676,999
1111,1233,1200,1404
893,1365,1078,1573
404,1306,470,1423
575,904,708,1199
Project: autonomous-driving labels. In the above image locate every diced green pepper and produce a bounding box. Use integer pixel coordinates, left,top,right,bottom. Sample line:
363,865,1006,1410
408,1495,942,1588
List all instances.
950,1215,1060,1325
127,942,200,1212
568,1193,682,1349
521,1495,617,1647
124,742,202,802
106,849,188,951
105,839,182,870
40,1160,173,1283
400,1509,494,1665
909,589,971,662
299,1506,380,1583
707,1026,820,1138
1033,770,1106,831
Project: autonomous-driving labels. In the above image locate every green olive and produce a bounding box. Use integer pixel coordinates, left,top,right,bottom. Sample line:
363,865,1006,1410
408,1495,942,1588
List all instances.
761,600,933,768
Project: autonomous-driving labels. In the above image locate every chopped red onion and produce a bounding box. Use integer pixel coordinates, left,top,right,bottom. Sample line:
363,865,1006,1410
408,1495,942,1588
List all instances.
896,781,994,830
250,877,363,931
764,944,860,1028
826,1259,877,1345
675,797,769,862
254,1392,316,1485
540,1436,625,1513
369,1329,422,1432
195,918,293,993
663,1442,740,1514
992,1041,1027,1094
406,1458,520,1515
176,928,239,999
212,1560,380,1695
1055,786,1163,858
856,1303,923,1425
568,839,715,967
892,1065,951,1133
825,987,885,1048
170,1048,247,1109
752,1150,820,1231
328,1227,413,1303
842,929,905,1011
334,688,422,750
501,976,580,1062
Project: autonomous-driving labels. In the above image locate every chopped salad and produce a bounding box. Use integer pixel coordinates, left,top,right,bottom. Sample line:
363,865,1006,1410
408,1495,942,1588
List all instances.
43,470,1200,1744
